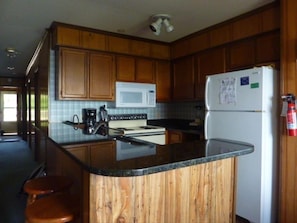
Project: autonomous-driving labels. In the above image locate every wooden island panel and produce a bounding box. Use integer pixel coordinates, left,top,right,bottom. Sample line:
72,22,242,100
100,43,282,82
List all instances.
89,157,236,223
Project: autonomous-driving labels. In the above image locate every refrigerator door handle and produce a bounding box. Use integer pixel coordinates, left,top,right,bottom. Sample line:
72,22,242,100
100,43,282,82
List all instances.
205,76,210,110
204,111,210,139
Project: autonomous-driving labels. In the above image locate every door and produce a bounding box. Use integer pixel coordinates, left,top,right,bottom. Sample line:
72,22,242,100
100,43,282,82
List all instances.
0,90,18,135
172,56,195,100
205,110,276,223
89,52,115,100
59,48,88,99
205,66,276,111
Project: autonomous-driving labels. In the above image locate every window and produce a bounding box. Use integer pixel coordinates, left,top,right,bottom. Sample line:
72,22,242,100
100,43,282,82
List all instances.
2,93,17,121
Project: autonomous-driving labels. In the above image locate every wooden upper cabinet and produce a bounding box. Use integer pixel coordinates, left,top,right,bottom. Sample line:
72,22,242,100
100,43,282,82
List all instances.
116,56,155,83
116,56,135,82
256,31,280,64
80,31,106,51
227,39,255,71
171,39,190,59
188,32,210,54
89,53,115,100
135,58,155,83
108,36,130,54
151,43,170,59
58,48,88,99
209,24,232,47
58,47,115,100
55,26,80,47
195,47,226,99
155,61,171,102
131,40,150,57
54,26,107,51
231,13,262,41
261,5,280,32
172,56,195,100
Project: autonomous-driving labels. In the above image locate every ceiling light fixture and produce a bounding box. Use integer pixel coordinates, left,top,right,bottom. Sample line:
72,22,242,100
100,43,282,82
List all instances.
150,14,174,36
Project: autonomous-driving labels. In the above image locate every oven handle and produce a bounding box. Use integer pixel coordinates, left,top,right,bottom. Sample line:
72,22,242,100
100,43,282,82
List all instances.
124,131,165,137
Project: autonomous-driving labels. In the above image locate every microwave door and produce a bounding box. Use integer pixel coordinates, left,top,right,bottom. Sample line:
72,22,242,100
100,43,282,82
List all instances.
117,90,144,107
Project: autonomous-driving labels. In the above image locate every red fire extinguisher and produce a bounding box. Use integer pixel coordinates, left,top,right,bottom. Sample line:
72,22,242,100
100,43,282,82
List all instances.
283,94,297,136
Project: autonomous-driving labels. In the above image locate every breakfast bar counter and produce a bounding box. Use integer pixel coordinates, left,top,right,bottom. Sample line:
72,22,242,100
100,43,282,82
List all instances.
37,123,254,223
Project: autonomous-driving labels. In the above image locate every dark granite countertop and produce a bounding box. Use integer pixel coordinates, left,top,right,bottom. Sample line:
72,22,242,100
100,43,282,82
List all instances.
44,123,254,177
148,119,203,135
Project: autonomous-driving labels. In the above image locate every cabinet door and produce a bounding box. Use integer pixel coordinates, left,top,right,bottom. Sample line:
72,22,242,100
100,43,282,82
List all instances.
55,26,80,47
227,39,255,71
172,56,195,100
59,48,88,99
256,32,280,64
89,53,115,100
116,56,135,82
167,130,200,144
167,130,183,144
65,145,89,164
135,58,155,83
151,43,170,59
89,141,115,168
108,36,130,54
196,47,226,99
80,31,106,50
155,61,171,102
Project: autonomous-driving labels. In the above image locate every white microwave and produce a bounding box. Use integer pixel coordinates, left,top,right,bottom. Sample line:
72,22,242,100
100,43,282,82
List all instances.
115,82,156,108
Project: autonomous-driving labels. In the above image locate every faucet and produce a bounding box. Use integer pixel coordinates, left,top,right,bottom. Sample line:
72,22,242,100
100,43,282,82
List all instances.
72,114,79,124
92,121,107,135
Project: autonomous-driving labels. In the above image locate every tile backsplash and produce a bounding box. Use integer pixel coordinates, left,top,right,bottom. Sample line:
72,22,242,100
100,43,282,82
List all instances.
49,50,204,123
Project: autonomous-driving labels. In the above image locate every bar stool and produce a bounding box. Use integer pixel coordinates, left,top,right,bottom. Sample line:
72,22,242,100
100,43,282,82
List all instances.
24,176,73,205
25,193,79,223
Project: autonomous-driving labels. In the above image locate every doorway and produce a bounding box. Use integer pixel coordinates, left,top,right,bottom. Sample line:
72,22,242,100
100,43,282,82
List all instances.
0,89,19,135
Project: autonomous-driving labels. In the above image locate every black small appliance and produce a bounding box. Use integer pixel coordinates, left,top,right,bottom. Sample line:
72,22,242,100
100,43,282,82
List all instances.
82,108,97,134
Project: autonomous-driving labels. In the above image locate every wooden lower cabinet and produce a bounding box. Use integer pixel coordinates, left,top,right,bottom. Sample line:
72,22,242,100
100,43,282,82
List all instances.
89,157,236,223
64,141,116,166
45,134,236,223
167,130,200,144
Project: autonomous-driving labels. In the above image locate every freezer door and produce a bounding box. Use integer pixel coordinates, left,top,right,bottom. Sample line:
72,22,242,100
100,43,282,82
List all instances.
205,66,277,111
204,111,276,223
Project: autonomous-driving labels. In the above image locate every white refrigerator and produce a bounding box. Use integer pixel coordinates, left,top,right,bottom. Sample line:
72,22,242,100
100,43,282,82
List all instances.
204,66,278,223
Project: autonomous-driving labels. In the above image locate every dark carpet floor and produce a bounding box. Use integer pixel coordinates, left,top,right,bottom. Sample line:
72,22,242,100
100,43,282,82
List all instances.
0,137,38,223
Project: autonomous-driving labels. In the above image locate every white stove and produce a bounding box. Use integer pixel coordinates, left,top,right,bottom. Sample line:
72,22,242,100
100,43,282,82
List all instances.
108,114,166,145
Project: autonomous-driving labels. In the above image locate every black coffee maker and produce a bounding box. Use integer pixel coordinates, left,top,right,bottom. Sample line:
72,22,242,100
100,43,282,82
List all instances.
82,108,97,134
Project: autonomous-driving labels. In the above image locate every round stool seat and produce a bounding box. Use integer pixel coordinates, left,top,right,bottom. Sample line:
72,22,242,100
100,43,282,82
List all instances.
25,193,79,223
24,176,73,205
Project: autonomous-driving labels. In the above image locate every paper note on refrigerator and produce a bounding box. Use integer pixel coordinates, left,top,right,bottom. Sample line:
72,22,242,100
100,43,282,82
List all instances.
219,77,236,104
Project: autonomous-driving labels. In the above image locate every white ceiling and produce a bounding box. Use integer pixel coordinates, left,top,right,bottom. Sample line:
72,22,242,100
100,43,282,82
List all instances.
0,0,275,78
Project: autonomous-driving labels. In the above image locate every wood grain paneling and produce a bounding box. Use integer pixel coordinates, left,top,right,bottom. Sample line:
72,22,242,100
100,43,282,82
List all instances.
231,13,262,41
280,0,297,222
209,24,232,47
89,158,236,223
